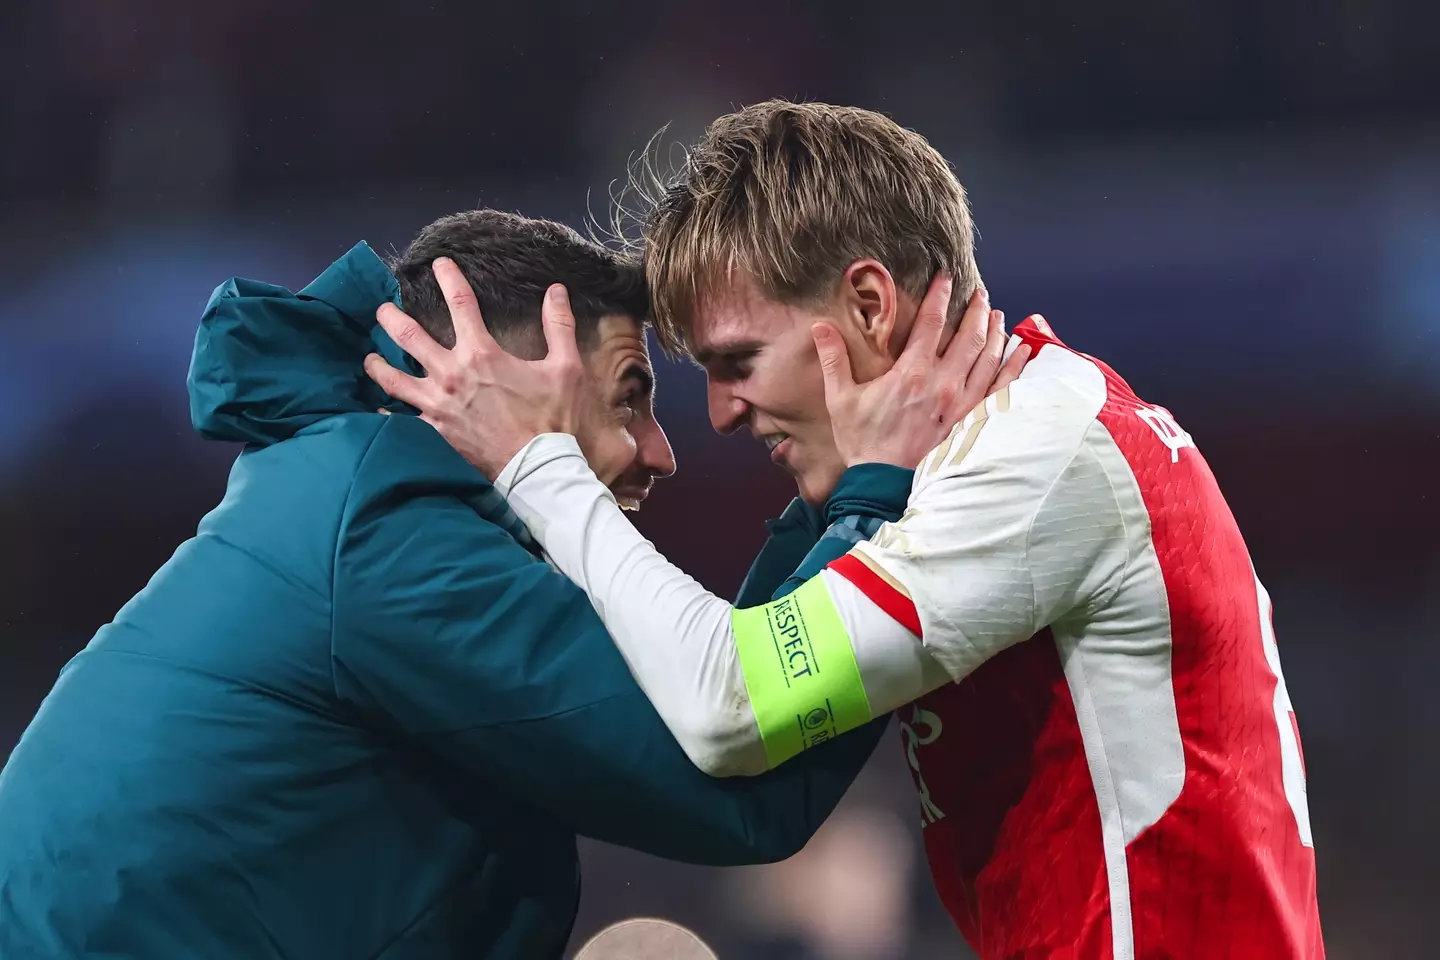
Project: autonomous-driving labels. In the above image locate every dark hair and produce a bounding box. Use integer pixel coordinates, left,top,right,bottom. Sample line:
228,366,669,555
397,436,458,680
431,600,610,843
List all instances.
389,209,649,355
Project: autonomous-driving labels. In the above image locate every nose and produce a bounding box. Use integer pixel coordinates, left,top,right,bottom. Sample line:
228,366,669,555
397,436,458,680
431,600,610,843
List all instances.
707,379,749,436
632,413,677,479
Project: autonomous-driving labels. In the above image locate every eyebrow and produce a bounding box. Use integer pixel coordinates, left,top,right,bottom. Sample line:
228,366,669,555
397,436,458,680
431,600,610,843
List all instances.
691,340,765,367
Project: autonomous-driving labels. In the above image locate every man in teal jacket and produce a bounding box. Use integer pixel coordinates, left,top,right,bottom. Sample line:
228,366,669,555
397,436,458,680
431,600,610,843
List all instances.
0,211,910,959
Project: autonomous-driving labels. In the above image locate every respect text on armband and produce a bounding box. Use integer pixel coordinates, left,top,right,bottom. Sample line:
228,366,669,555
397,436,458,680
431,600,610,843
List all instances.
733,577,872,768
762,595,842,752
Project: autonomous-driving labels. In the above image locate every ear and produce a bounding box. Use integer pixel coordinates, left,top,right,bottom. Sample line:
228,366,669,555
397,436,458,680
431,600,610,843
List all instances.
837,259,901,357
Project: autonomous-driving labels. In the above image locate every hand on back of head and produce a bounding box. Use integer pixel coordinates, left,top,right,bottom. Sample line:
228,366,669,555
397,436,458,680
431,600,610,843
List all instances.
364,258,592,480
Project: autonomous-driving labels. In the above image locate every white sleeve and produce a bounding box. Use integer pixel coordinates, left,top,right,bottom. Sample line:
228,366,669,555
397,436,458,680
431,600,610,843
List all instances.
493,370,1130,775
493,433,944,777
843,380,1129,682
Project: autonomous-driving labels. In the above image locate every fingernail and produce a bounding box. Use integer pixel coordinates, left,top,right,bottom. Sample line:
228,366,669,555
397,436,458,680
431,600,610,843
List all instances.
547,284,566,302
432,257,452,270
978,287,989,303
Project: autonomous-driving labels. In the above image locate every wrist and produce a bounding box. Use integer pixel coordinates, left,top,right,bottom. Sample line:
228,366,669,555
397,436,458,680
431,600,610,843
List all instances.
478,439,529,483
494,433,586,496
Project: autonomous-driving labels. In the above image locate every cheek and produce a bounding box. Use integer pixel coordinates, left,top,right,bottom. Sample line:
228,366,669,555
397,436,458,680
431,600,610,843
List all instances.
756,341,828,423
781,349,830,426
593,425,639,484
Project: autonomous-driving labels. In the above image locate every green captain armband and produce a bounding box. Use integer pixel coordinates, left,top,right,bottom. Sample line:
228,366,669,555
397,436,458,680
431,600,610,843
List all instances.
731,575,874,769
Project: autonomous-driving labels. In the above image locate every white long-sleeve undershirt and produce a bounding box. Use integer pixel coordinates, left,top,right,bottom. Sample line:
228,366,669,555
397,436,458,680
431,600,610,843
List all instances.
492,344,1130,777
494,434,943,776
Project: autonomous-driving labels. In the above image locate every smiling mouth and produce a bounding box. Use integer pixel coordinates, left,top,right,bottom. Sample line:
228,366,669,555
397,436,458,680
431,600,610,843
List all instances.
613,484,653,511
763,435,793,464
761,433,788,453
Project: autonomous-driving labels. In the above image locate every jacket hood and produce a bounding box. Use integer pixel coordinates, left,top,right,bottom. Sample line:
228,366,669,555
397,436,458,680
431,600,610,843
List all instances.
187,241,419,446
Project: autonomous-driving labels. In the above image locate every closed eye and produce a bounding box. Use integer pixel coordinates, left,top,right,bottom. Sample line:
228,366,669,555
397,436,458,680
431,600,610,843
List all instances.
615,363,654,420
711,350,757,383
694,341,763,384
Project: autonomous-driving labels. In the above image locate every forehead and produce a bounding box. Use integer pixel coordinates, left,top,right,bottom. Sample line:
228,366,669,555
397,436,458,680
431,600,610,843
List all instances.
689,275,805,361
586,314,651,369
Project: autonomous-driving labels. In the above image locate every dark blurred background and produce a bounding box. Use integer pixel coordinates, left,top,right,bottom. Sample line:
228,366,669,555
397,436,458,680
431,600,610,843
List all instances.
2,2,1437,957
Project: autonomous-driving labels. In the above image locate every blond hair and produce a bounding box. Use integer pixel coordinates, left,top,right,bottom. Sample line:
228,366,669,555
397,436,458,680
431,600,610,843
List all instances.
628,100,980,356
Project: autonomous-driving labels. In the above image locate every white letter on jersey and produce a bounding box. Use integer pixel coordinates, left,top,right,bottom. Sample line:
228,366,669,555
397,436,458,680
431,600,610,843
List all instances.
1136,406,1194,463
900,705,946,828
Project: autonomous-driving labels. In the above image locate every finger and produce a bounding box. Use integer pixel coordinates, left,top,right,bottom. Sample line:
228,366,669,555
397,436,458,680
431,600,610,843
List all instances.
365,352,435,409
432,257,499,353
375,302,449,372
540,284,582,369
957,307,1006,388
989,342,1031,395
811,322,855,402
938,286,991,370
900,272,954,365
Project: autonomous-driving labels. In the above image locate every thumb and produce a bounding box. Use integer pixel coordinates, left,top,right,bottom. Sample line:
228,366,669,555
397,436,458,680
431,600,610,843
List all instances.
811,322,854,401
540,284,581,367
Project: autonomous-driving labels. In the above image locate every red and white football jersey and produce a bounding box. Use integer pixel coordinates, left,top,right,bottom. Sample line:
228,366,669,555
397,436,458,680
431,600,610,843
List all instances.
829,318,1323,959
493,316,1325,958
